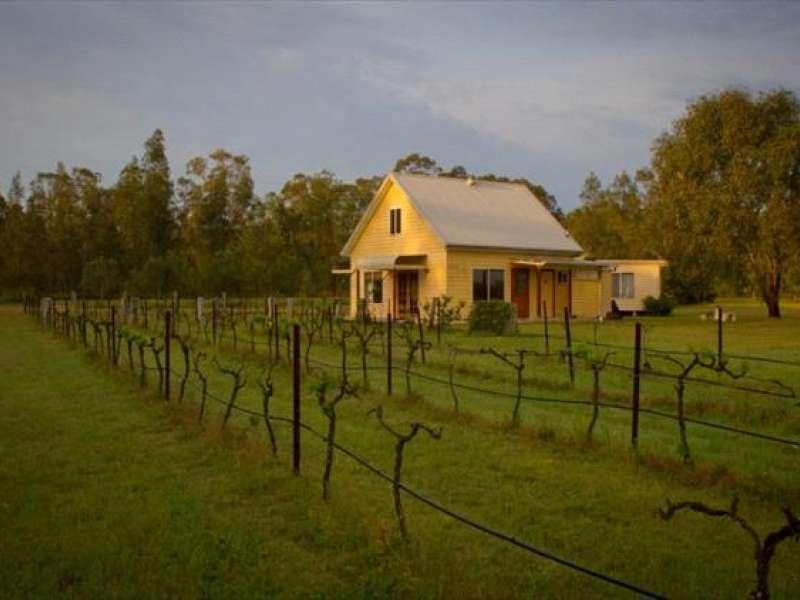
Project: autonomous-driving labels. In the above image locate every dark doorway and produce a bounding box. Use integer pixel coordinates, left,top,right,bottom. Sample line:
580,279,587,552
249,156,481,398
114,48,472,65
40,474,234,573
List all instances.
511,268,530,319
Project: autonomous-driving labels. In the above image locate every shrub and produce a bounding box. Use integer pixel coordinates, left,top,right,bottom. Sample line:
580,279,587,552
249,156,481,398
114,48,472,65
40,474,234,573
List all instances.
421,295,465,331
467,300,518,335
643,295,676,316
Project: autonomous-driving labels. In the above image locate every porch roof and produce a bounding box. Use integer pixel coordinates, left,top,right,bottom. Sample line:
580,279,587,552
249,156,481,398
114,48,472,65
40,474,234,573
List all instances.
353,255,428,271
511,257,612,270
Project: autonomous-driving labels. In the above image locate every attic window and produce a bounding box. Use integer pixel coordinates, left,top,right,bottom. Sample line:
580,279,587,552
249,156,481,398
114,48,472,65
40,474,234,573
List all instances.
389,208,402,234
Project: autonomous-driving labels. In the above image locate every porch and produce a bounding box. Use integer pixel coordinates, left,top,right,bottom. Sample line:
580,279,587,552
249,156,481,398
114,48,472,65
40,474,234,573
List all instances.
510,258,608,320
349,255,428,321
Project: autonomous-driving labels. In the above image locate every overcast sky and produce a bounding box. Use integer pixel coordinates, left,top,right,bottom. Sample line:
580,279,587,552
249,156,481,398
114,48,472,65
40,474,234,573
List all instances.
1,1,799,209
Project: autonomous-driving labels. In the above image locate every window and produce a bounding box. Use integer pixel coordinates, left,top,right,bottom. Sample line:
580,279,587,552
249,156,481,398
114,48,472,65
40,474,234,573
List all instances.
472,269,504,301
557,271,569,284
364,272,383,303
389,208,402,234
612,273,635,298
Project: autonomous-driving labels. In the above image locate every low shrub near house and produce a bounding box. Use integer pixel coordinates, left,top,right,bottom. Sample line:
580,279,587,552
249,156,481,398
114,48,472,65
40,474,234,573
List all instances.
468,300,518,335
422,295,465,332
643,295,676,316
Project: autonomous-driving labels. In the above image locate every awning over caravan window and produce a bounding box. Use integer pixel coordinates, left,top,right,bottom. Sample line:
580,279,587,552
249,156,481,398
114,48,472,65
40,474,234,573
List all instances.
355,255,427,271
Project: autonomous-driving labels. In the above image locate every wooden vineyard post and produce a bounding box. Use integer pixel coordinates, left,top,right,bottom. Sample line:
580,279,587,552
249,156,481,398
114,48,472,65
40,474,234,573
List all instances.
543,301,549,355
81,301,87,346
292,323,301,475
273,302,280,361
387,313,393,396
436,298,442,346
716,304,723,364
172,292,179,337
110,306,117,364
631,321,642,449
211,299,218,346
164,311,172,402
563,306,575,386
328,305,334,343
416,307,426,364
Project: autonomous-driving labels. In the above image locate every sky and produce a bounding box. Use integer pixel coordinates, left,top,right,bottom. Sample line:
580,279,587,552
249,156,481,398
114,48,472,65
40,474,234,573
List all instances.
1,2,799,210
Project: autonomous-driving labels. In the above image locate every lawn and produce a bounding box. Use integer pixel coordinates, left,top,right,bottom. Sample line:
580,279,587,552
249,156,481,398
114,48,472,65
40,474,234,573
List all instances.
3,299,800,598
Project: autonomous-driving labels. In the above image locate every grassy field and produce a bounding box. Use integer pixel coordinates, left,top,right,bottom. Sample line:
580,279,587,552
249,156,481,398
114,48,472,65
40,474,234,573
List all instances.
3,300,800,598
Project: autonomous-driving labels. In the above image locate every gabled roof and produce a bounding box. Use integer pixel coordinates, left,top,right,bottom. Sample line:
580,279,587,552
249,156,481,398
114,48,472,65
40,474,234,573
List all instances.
341,172,582,256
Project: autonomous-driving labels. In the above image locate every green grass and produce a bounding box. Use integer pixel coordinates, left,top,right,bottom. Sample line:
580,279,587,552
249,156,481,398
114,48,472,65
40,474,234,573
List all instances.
3,300,800,598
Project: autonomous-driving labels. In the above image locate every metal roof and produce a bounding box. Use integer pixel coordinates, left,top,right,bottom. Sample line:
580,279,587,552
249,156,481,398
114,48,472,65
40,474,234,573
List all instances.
342,172,583,256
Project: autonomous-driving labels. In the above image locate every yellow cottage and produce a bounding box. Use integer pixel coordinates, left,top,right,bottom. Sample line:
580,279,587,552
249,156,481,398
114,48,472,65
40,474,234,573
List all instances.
338,172,666,321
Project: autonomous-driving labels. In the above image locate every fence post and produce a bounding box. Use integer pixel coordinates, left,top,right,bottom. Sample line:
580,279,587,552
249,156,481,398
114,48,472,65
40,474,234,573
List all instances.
292,323,301,475
164,311,172,402
563,306,575,386
543,301,550,355
212,299,218,346
273,303,280,361
716,304,723,364
631,321,642,449
81,301,87,346
436,298,442,346
416,307,426,365
387,312,393,396
110,306,117,364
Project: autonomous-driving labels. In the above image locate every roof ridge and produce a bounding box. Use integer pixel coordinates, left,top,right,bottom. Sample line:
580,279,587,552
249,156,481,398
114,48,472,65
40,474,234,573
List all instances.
392,171,527,187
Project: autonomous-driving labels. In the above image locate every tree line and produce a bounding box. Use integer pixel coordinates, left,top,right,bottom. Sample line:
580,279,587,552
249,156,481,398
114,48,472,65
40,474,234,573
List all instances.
0,134,558,301
1,88,799,316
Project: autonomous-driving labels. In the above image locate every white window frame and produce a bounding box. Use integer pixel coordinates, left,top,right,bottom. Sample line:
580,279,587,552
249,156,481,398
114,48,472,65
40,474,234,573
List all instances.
612,272,635,299
364,271,384,304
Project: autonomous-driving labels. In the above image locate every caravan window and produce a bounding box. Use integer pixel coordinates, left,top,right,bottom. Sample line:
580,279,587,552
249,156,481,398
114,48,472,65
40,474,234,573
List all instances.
612,273,635,298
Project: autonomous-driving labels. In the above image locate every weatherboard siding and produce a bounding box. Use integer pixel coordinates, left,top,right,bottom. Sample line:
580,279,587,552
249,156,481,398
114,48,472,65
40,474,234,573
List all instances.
571,277,601,318
348,180,446,319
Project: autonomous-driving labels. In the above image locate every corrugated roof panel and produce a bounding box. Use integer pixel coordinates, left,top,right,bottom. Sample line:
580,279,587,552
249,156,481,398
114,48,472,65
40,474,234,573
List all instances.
392,173,582,254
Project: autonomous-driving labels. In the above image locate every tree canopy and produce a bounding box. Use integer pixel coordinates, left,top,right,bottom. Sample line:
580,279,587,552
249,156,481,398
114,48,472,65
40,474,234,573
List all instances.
564,88,800,316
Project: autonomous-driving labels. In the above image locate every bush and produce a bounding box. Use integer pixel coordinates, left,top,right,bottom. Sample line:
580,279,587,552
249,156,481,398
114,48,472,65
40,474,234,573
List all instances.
422,295,465,331
643,295,676,316
467,300,518,335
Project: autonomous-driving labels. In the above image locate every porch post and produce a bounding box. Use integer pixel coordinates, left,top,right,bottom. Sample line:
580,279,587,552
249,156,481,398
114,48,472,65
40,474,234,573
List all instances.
536,269,542,318
568,270,573,316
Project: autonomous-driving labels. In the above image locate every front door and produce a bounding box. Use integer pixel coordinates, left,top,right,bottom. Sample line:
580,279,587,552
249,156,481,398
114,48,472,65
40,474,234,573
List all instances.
511,268,530,319
394,271,419,320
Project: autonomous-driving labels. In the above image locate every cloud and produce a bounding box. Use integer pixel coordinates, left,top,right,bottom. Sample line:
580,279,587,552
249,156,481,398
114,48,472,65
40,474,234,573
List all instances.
1,1,798,208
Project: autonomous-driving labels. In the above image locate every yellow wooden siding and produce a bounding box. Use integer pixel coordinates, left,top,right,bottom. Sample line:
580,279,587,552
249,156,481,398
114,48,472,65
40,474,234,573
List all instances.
447,249,557,317
539,271,554,317
447,249,507,315
571,278,601,318
348,180,446,319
